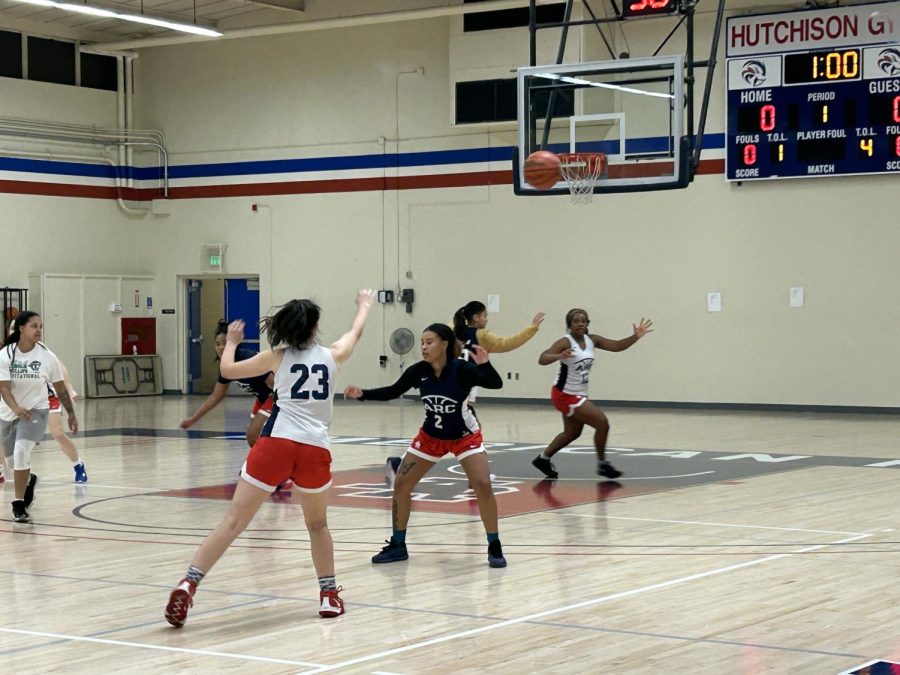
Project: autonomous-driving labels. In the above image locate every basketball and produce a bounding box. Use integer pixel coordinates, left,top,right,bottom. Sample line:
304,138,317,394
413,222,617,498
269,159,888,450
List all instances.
523,150,562,190
4,306,18,321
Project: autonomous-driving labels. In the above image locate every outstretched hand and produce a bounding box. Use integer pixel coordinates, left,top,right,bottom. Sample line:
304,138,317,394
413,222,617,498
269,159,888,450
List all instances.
357,289,376,308
343,386,363,400
633,318,653,338
470,344,489,365
226,320,245,345
532,312,546,327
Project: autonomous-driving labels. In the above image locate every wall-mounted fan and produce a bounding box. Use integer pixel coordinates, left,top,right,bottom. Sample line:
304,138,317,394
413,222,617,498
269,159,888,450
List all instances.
389,327,414,359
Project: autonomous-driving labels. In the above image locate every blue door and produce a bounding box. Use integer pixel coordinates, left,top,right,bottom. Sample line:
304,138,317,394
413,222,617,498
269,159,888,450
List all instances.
187,279,203,393
225,278,261,353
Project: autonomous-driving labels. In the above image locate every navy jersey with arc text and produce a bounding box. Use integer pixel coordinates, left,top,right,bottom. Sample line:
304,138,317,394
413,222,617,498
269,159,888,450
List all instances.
360,359,501,440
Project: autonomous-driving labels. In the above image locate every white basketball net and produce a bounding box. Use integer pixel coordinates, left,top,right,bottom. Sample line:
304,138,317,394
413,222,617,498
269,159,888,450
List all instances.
559,153,607,205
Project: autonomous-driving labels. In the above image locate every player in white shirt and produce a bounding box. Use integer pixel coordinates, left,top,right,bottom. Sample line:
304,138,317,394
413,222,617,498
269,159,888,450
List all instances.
532,308,652,480
0,312,78,522
165,289,375,628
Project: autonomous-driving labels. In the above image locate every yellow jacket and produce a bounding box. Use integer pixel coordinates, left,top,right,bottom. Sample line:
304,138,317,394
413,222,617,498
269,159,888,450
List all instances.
475,323,540,353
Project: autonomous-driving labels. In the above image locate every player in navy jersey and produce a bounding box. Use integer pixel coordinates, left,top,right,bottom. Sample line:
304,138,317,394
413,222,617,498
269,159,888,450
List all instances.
532,309,652,480
165,289,375,628
180,319,275,448
344,323,508,568
382,301,544,484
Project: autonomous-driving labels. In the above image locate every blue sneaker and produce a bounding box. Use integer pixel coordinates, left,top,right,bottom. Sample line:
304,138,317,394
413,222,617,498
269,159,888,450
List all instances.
488,539,507,568
74,463,88,484
372,537,408,564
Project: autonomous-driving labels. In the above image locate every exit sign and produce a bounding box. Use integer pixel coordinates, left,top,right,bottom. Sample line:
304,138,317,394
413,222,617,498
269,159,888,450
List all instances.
203,244,226,271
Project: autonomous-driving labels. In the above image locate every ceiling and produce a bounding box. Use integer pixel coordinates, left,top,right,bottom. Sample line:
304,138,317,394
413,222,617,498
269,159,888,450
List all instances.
0,0,302,43
0,0,853,51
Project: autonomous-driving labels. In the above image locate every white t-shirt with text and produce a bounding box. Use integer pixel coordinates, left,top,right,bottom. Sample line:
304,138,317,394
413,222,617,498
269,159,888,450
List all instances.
0,342,63,422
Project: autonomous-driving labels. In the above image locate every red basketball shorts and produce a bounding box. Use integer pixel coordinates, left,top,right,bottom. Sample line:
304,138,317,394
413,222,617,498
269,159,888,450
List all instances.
251,396,274,418
407,428,485,462
241,436,332,493
551,387,587,417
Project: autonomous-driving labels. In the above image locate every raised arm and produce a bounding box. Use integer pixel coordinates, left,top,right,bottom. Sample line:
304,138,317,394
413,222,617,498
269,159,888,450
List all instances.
592,318,653,352
476,312,544,353
344,363,422,402
461,346,503,390
538,337,575,366
330,289,376,365
220,320,280,380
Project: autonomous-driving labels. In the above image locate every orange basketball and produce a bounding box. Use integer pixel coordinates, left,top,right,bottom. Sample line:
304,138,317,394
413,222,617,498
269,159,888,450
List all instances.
4,306,18,321
523,150,562,190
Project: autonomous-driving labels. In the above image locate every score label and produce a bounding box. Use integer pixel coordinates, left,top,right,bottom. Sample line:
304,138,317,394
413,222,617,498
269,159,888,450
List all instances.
726,3,900,181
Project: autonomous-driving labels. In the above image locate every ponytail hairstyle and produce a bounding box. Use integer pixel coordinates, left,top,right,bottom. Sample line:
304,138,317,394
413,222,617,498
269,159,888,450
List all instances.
452,300,486,341
264,299,321,350
424,323,459,363
4,311,40,347
565,308,589,329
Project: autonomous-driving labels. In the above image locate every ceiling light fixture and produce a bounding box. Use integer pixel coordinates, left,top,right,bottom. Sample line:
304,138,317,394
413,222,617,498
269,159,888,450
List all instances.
14,0,223,37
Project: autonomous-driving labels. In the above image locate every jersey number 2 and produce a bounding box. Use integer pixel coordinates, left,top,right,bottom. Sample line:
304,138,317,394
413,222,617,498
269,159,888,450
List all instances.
290,364,329,400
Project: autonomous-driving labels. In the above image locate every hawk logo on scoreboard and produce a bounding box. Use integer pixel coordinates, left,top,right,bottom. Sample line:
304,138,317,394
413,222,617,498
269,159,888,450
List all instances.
741,60,767,87
877,48,900,77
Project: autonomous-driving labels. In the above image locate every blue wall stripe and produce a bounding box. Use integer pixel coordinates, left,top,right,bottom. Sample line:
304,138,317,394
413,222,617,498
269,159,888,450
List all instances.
0,134,726,181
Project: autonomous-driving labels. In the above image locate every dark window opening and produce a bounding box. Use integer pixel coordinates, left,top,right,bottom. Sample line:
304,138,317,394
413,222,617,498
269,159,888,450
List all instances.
456,78,574,124
81,52,118,91
463,0,567,32
0,30,23,79
28,36,76,86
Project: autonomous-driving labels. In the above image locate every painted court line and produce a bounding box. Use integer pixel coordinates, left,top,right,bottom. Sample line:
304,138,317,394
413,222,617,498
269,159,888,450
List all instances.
296,533,872,673
0,628,324,667
558,513,869,536
34,482,167,492
0,597,274,657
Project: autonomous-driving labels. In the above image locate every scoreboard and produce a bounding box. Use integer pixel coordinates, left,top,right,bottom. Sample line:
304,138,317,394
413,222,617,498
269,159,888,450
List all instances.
726,2,900,181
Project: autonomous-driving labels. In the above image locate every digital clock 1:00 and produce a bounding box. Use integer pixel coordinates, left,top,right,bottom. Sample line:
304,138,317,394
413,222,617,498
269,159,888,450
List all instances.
784,49,860,84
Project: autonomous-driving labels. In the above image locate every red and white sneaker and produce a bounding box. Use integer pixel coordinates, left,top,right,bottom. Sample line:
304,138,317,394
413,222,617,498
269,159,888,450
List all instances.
276,479,293,492
319,587,345,618
165,578,197,628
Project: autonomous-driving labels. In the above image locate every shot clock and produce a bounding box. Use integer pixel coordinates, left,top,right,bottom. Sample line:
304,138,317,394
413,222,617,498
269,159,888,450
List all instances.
726,2,900,181
620,0,678,19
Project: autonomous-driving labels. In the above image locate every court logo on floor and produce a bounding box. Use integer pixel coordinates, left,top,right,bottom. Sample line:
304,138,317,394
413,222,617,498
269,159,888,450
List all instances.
840,660,900,675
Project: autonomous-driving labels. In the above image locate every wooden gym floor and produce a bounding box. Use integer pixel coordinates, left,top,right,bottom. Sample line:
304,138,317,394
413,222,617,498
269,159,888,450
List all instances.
1,395,898,673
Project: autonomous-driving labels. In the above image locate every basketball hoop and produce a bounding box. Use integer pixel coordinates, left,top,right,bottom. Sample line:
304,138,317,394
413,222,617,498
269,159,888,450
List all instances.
558,152,607,204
